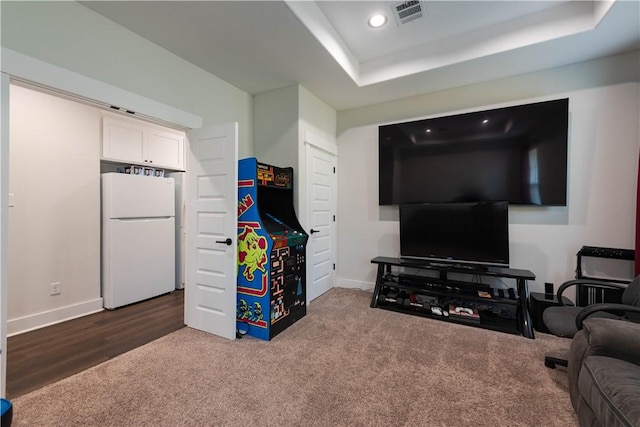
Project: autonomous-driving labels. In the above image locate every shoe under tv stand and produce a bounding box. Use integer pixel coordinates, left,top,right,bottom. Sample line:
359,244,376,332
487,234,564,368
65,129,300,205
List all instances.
370,257,536,338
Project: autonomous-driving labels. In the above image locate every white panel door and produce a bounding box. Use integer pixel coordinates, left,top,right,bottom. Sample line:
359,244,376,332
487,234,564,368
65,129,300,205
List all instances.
185,123,238,339
305,144,337,302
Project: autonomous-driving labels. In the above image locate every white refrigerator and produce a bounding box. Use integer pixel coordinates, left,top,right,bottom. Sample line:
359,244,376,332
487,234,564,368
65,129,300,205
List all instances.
102,173,175,309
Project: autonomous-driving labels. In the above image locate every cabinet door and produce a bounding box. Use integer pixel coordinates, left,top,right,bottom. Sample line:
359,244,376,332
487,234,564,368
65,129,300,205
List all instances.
102,117,146,164
147,128,185,170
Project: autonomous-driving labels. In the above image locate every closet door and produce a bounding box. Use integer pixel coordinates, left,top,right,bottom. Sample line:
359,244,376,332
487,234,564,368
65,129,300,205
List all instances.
305,143,337,302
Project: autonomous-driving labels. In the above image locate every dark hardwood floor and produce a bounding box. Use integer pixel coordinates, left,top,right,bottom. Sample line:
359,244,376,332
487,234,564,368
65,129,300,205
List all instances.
6,289,185,399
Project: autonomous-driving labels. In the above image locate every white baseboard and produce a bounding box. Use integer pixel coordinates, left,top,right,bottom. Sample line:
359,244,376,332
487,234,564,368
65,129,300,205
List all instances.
8,298,104,336
336,278,374,292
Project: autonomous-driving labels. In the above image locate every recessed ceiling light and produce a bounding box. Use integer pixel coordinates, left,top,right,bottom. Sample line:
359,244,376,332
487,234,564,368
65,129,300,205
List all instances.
368,14,387,28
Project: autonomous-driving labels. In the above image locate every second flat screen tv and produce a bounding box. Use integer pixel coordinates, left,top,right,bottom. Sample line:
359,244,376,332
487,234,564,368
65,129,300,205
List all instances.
399,201,510,268
379,98,569,206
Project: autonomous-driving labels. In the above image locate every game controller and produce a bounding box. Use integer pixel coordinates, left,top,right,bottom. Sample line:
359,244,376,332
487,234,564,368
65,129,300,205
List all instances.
454,306,474,315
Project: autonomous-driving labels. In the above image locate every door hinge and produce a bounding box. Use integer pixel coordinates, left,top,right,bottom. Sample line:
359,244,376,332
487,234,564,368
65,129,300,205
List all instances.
333,215,335,222
333,167,336,173
333,263,336,270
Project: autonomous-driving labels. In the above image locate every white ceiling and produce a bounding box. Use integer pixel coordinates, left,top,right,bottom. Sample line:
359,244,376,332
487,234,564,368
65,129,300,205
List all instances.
81,1,640,111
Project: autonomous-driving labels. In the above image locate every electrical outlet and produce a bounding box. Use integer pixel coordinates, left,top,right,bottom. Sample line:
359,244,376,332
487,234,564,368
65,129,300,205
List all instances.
50,282,61,295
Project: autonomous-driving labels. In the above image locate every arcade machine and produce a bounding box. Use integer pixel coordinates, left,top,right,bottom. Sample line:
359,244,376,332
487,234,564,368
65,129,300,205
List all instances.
236,158,308,340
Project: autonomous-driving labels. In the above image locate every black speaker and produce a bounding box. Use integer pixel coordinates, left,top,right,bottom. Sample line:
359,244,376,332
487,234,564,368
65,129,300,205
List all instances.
544,282,554,296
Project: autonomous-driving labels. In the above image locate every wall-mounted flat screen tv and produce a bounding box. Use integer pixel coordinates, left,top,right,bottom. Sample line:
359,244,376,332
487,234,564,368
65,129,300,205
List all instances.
399,201,510,268
379,98,569,206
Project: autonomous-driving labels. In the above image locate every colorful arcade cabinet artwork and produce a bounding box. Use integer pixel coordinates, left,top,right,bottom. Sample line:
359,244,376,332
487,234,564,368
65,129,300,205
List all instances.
237,158,308,340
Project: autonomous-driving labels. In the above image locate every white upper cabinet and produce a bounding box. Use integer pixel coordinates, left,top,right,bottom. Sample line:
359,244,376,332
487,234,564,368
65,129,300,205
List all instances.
147,127,185,170
102,115,185,171
102,116,146,164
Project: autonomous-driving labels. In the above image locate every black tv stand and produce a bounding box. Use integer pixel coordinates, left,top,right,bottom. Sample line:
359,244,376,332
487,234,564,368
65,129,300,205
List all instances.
371,257,536,338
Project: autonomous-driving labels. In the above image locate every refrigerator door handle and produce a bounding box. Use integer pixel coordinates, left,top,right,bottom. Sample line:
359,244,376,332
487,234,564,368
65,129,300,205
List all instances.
216,238,233,246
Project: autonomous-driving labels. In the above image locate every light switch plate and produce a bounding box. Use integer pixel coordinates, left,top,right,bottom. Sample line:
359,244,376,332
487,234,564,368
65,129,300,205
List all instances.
8,193,15,207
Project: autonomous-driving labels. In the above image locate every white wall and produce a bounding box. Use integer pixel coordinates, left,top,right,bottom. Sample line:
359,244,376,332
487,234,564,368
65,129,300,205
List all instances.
8,85,103,334
336,53,640,294
253,84,337,164
299,86,337,145
253,85,299,169
0,1,253,158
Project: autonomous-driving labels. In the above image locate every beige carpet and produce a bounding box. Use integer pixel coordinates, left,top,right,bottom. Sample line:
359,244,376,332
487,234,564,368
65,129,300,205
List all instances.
11,288,577,426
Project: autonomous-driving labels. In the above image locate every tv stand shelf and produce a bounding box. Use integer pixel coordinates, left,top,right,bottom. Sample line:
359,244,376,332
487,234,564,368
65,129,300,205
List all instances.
371,257,536,338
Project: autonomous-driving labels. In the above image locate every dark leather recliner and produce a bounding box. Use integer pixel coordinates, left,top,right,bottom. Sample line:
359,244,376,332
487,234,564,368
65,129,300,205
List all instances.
568,318,640,426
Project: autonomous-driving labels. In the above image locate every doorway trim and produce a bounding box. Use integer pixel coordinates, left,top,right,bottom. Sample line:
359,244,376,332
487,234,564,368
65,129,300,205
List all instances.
1,72,10,397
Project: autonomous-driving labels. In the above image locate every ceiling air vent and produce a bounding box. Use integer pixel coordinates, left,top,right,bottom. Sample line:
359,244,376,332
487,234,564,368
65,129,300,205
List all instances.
391,0,426,26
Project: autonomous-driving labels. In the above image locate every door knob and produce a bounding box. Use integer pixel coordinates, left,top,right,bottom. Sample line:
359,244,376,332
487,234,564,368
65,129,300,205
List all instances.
216,238,233,245
310,229,319,234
